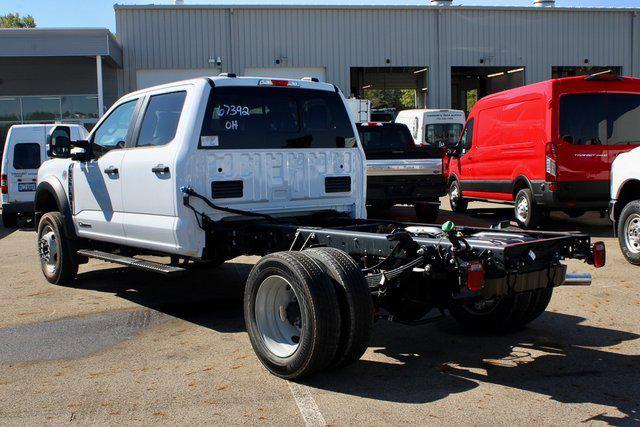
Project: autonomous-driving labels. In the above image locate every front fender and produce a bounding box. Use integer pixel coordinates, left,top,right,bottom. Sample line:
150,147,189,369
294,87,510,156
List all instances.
35,176,77,239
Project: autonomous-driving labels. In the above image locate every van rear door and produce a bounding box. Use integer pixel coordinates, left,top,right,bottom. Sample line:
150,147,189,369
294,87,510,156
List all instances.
557,93,640,201
196,83,365,220
6,127,43,204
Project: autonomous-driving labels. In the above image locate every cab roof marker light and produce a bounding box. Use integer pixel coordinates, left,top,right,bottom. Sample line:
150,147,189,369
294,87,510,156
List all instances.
361,122,383,127
258,79,299,87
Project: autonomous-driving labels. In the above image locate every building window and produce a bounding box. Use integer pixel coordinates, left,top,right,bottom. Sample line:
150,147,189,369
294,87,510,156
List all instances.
0,98,21,121
21,96,61,121
62,96,99,120
552,66,622,79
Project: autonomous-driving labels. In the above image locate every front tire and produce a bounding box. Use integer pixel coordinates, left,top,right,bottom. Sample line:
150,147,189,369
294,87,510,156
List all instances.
514,188,541,229
2,211,18,228
618,200,640,265
37,212,78,285
244,251,341,379
449,180,468,213
414,202,440,223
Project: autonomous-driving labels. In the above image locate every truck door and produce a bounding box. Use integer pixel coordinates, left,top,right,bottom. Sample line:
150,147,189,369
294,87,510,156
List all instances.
120,89,187,253
72,99,139,243
451,118,475,195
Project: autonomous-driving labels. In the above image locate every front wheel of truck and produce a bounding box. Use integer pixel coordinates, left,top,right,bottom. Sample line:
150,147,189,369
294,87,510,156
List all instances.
244,251,341,379
37,212,78,285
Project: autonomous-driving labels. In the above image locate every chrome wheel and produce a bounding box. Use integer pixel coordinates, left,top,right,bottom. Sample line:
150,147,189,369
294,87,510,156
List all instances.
38,225,59,275
255,275,303,358
516,195,529,223
624,213,640,254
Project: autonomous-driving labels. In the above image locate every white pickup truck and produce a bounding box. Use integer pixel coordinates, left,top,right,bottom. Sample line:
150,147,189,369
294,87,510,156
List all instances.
36,75,603,379
610,146,640,265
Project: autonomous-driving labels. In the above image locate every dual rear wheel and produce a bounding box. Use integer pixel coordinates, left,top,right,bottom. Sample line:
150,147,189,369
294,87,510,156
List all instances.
244,248,373,379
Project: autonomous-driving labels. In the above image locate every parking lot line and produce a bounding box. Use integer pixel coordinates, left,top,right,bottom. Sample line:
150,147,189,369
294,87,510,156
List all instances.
287,381,326,427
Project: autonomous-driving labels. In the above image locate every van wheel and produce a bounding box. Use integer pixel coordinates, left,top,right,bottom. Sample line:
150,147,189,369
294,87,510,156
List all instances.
37,212,78,285
414,202,439,223
244,251,341,379
2,212,18,228
514,188,541,229
304,248,373,369
618,200,640,265
449,292,533,332
449,180,468,213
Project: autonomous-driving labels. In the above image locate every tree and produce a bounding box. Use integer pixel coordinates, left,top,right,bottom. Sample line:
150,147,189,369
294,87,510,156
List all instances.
0,13,36,28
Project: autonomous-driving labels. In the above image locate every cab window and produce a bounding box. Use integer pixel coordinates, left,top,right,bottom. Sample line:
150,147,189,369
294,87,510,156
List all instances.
91,100,137,157
137,91,187,147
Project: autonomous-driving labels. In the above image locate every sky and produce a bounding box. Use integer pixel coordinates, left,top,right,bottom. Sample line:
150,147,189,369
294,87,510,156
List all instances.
2,0,638,32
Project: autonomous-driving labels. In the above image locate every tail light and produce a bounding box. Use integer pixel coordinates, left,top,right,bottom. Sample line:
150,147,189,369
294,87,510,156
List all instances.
1,174,7,194
545,141,557,181
258,79,299,87
592,241,606,268
466,261,485,291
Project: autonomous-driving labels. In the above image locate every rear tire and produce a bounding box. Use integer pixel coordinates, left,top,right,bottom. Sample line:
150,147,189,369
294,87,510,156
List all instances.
519,287,554,325
414,202,439,224
304,248,373,369
244,251,341,379
449,180,468,213
514,188,541,229
36,212,78,285
617,200,640,266
449,292,533,332
2,211,18,228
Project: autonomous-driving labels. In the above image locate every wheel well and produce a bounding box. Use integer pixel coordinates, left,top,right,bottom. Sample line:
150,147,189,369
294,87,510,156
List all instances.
35,190,59,217
614,180,640,221
512,177,531,197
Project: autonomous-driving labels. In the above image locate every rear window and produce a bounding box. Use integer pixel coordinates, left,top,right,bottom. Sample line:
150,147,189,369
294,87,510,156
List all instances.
200,87,356,149
425,123,463,147
356,124,414,154
13,143,41,170
560,93,640,146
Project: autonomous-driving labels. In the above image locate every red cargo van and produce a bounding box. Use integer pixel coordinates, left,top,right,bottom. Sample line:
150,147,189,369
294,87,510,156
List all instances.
445,73,640,228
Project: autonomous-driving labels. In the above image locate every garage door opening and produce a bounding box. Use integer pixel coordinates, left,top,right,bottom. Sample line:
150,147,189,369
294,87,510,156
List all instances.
451,66,525,114
350,67,429,118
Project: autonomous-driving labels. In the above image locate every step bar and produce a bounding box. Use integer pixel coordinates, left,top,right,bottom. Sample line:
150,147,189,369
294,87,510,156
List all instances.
77,249,185,275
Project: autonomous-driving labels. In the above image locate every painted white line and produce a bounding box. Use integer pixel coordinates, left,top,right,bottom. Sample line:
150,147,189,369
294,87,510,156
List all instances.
287,381,326,427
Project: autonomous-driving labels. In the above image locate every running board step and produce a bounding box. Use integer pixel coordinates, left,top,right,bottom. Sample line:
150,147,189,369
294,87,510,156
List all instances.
77,249,185,275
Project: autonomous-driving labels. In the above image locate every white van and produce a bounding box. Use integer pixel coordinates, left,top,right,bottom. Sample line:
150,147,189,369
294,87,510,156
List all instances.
1,124,88,227
395,109,465,148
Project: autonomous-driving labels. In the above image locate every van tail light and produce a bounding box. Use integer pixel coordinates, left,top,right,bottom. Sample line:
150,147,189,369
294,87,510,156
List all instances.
592,241,606,268
1,174,7,194
545,141,557,182
466,261,485,291
258,79,299,87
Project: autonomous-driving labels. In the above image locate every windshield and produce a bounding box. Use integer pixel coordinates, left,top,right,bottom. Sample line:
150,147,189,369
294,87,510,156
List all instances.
200,87,357,149
356,124,414,154
425,123,463,147
559,93,640,146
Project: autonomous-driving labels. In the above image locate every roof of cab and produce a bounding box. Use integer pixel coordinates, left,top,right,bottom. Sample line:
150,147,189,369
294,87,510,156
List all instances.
123,75,337,100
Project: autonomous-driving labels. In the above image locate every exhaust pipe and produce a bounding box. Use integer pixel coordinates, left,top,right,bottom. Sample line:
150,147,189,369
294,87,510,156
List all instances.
563,273,592,286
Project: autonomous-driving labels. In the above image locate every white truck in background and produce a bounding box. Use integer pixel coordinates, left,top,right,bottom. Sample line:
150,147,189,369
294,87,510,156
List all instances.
344,97,371,123
610,146,640,265
395,109,465,148
1,124,88,227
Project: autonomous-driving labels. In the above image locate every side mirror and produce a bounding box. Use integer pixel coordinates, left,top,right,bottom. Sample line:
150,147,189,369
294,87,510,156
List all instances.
47,126,72,158
561,134,574,144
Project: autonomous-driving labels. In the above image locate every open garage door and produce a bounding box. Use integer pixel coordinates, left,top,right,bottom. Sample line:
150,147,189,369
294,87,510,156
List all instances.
243,67,326,81
136,68,221,89
451,66,525,115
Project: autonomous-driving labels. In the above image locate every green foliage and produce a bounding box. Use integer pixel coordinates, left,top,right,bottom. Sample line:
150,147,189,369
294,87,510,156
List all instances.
465,89,478,114
0,13,36,28
364,89,416,110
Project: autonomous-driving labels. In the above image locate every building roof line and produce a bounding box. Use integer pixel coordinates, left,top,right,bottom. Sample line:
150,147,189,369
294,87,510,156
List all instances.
113,4,640,13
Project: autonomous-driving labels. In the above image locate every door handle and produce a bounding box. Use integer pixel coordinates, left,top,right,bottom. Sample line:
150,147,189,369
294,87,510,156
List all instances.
104,166,119,175
468,156,473,160
152,165,170,174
